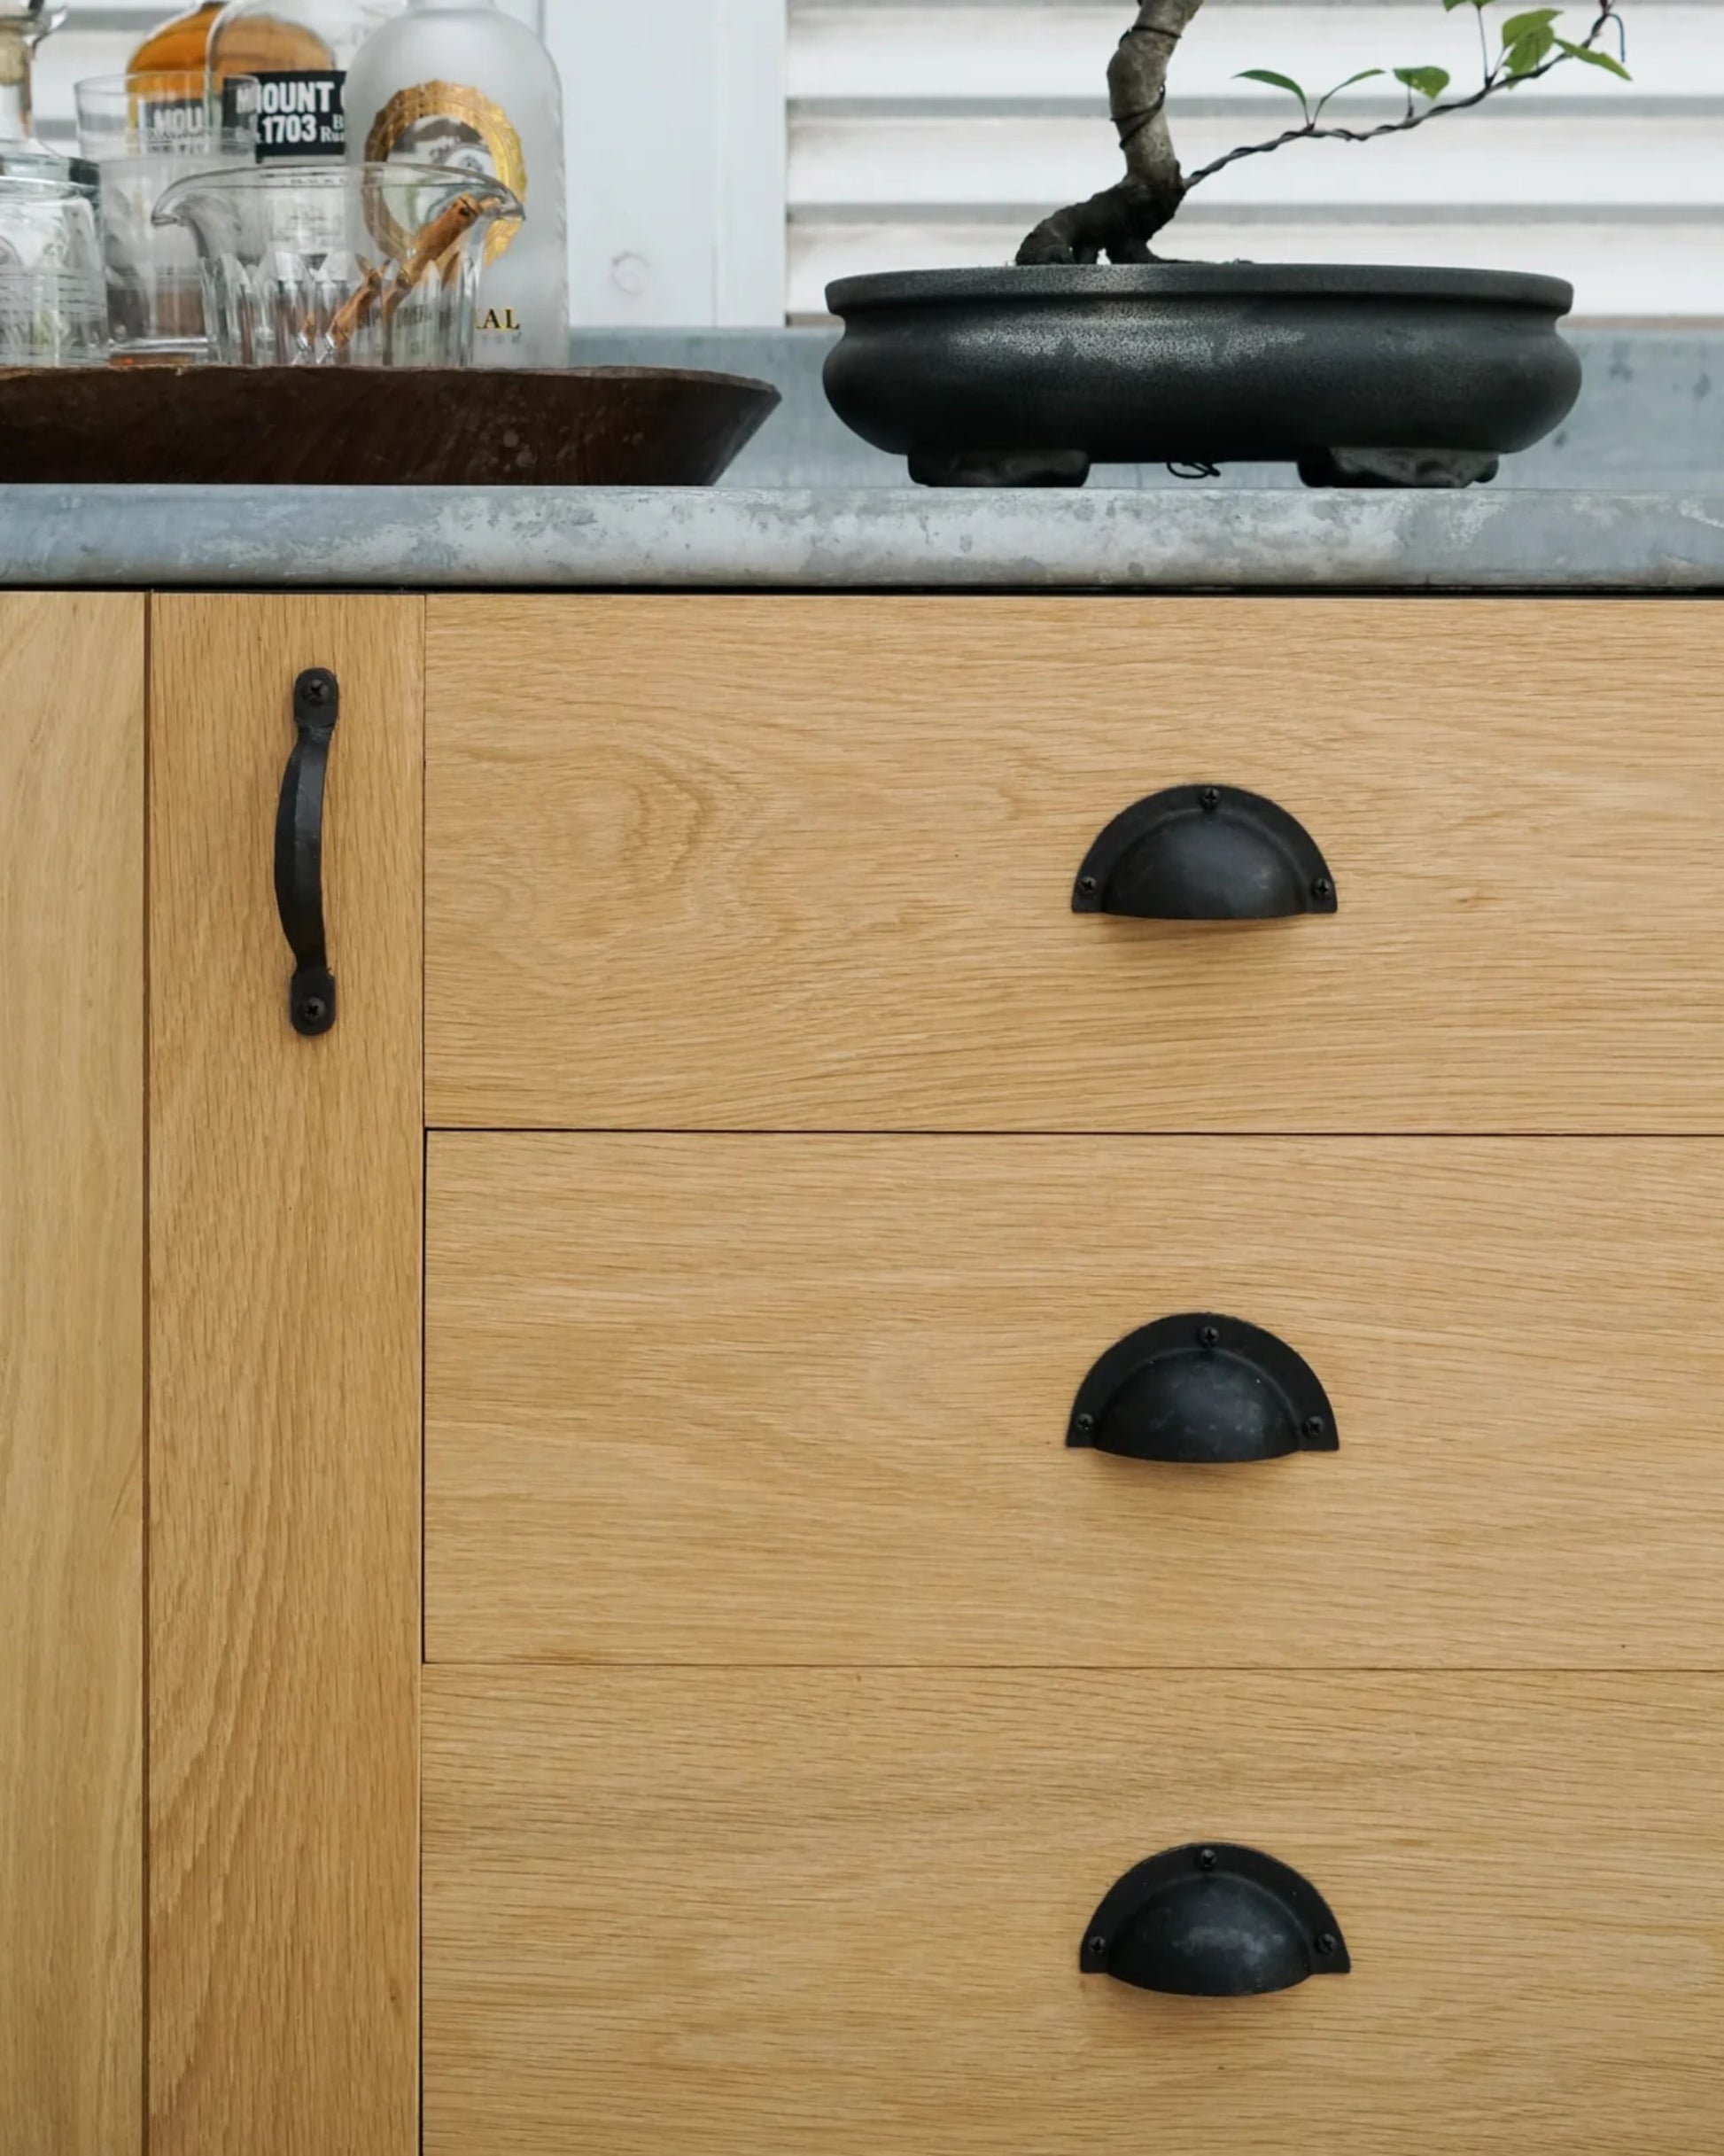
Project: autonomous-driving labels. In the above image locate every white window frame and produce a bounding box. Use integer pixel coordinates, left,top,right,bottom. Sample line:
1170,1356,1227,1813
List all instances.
544,0,788,327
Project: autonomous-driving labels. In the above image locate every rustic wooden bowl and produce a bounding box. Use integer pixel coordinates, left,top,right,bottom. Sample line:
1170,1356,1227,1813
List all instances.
0,364,780,485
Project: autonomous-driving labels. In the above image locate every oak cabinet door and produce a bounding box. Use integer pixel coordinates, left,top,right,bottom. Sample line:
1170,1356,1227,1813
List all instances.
148,597,423,2156
0,594,144,2156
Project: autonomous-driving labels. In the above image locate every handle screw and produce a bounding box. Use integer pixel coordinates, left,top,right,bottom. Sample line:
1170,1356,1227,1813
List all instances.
1311,876,1334,902
1315,1933,1339,1957
301,673,332,705
1078,875,1099,897
300,997,328,1027
1199,786,1222,812
1302,1415,1326,1441
1198,1324,1220,1350
1197,1847,1218,1871
1086,1934,1107,1958
1074,1413,1096,1436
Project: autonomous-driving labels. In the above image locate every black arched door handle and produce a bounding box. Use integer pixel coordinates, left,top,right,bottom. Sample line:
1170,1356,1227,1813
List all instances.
1069,1313,1338,1463
1082,1843,1350,1996
1074,784,1337,919
275,666,339,1038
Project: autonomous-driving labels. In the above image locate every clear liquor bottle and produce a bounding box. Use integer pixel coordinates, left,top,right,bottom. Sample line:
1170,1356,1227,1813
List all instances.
4,3,97,192
342,0,566,368
207,0,404,160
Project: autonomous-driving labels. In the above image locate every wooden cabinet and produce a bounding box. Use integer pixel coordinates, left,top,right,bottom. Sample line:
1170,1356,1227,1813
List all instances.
424,1670,1724,2156
0,595,144,2156
147,598,422,2156
5,590,1723,2155
425,597,1724,1130
427,1132,1724,1670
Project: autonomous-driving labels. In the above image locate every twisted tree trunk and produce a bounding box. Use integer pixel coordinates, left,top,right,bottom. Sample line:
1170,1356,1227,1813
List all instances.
1016,0,1208,265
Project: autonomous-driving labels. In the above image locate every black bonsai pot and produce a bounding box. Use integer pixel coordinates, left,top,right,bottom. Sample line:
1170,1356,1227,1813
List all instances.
823,262,1582,486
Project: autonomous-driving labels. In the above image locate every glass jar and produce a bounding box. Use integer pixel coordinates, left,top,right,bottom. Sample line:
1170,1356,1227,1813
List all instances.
208,0,404,160
0,172,108,363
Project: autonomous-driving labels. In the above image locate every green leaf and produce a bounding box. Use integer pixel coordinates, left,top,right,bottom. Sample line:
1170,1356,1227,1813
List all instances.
1505,27,1557,72
1500,8,1561,43
1556,35,1630,76
1234,67,1311,118
1441,0,1489,12
1393,64,1452,98
1312,66,1385,116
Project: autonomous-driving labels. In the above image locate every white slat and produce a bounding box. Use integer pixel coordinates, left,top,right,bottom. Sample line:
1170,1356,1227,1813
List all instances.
795,112,1724,209
790,4,1719,102
789,0,1724,321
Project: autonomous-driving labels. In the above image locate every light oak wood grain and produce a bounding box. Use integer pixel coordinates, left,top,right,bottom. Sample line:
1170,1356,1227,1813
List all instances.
425,595,1724,1132
0,594,143,2155
424,1668,1724,2156
429,1133,1724,1668
149,597,423,2156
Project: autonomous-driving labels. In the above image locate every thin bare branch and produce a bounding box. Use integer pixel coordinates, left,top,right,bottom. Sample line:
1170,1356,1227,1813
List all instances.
1183,0,1619,195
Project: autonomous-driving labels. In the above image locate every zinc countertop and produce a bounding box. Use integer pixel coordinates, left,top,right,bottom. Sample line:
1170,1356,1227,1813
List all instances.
0,484,1720,589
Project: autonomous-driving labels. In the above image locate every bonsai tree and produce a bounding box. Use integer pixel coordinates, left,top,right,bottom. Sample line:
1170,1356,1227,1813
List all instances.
1017,0,1629,267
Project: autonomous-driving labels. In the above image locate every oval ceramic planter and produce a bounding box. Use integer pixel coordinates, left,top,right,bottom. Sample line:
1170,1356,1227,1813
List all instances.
823,262,1582,482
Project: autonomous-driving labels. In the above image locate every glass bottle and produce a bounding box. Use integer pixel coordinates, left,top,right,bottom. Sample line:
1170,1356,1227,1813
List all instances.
1,3,97,192
128,1,222,71
343,0,566,368
207,0,404,160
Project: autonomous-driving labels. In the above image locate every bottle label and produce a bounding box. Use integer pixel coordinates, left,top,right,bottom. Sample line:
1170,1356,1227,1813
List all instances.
138,94,209,144
365,81,526,265
245,71,347,161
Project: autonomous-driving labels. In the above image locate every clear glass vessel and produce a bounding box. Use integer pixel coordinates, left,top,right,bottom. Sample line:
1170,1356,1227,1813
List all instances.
208,0,404,160
78,71,260,361
0,172,108,363
153,157,519,365
342,0,565,368
0,3,98,194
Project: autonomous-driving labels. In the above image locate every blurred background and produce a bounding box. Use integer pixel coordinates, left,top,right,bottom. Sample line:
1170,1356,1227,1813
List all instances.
35,0,1721,478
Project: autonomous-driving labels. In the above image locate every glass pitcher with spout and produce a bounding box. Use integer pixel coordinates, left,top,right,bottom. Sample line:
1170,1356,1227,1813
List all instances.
153,159,521,365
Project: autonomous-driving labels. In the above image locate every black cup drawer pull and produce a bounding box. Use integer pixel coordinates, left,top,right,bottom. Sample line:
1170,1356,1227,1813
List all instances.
1069,1312,1337,1464
1074,783,1337,920
1082,1843,1350,1996
275,666,339,1038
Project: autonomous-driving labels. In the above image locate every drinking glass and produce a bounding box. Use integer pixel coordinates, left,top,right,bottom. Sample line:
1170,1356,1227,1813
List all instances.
153,162,524,368
0,173,107,363
76,71,260,362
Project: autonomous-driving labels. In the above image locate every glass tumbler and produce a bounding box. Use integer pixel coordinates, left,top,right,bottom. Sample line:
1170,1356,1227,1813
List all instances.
76,71,260,362
0,173,107,364
152,161,523,367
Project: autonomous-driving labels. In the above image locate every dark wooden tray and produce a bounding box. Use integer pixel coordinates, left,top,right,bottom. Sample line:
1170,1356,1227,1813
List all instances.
0,364,780,485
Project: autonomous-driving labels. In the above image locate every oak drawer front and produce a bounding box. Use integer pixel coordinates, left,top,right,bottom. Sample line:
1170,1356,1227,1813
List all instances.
427,1133,1724,1668
425,595,1724,1132
424,1670,1724,2156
